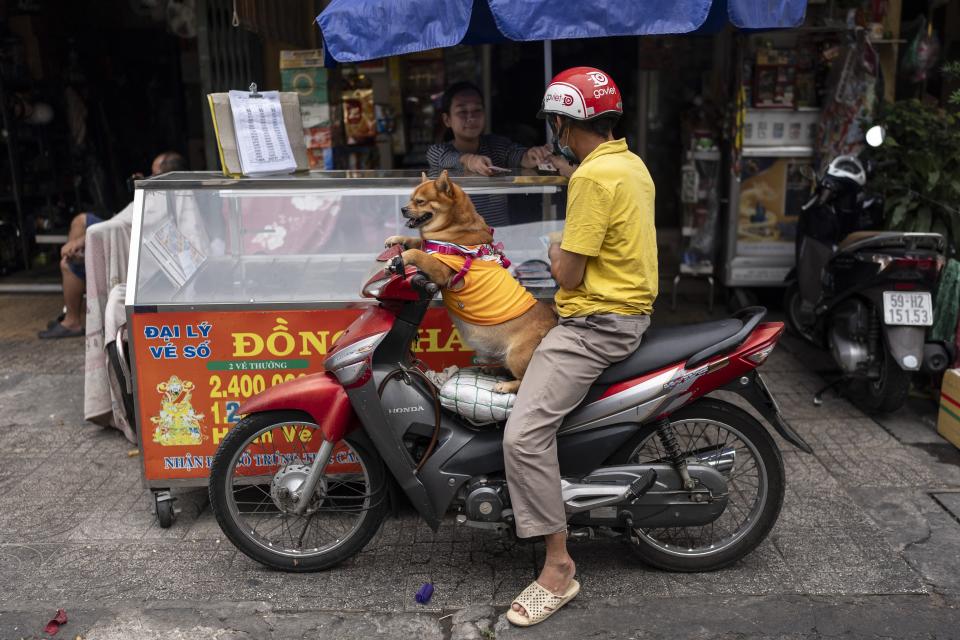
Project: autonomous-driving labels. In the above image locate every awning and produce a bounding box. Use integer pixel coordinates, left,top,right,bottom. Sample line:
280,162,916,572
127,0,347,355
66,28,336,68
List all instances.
318,0,808,64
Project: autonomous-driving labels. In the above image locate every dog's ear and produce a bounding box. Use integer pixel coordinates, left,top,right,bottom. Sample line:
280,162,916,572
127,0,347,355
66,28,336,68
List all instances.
420,171,429,184
436,169,451,195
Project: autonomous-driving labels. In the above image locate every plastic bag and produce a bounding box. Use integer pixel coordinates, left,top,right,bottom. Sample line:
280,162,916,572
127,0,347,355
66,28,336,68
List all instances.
902,17,940,83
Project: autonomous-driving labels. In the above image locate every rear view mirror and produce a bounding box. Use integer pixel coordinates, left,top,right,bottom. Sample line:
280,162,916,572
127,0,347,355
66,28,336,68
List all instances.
865,125,886,148
799,165,817,181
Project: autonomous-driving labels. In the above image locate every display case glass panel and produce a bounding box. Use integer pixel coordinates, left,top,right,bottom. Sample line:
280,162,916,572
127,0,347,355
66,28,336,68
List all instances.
130,171,566,306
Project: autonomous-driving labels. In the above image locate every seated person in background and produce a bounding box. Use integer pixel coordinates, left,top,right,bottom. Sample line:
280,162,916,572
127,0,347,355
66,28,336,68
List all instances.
39,151,185,339
427,81,553,228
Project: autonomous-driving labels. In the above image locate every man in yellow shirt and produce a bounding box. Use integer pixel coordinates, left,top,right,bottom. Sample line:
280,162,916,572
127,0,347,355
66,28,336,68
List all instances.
505,67,657,626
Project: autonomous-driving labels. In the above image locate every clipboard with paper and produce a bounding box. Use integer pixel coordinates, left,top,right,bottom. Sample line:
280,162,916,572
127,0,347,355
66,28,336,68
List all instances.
207,83,309,178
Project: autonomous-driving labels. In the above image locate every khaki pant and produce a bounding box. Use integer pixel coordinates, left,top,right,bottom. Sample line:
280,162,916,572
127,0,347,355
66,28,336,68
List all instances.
503,313,650,538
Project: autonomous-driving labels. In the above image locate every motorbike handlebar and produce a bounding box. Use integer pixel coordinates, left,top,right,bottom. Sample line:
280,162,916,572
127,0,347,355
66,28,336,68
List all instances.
409,273,439,295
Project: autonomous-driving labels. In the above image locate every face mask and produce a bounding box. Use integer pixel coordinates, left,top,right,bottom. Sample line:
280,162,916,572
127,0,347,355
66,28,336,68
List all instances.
551,119,578,164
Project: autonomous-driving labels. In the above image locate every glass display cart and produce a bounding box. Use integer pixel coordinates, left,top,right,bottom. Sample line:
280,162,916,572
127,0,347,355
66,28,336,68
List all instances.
123,171,566,527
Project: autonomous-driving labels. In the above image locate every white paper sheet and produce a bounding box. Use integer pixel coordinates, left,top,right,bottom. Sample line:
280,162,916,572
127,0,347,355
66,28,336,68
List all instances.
228,90,297,176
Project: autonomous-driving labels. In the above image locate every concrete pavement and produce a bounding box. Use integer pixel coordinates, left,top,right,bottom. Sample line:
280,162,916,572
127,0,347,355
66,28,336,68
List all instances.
1,294,959,639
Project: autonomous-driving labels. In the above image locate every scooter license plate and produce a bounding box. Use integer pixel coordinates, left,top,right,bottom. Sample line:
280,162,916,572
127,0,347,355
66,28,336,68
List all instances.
882,291,933,326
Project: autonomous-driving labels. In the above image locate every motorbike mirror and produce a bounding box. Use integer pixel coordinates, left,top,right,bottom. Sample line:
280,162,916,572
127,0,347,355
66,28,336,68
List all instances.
799,165,817,181
865,125,886,148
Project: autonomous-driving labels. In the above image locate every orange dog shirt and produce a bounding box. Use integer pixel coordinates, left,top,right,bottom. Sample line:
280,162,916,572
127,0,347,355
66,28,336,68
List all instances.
431,252,537,325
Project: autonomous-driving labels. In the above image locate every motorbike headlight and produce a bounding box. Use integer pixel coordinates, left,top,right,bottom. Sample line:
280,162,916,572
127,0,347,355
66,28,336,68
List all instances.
362,276,393,298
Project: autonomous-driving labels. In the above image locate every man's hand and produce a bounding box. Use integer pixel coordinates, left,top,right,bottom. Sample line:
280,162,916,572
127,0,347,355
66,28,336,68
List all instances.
546,154,576,178
548,240,588,290
61,238,84,260
460,153,496,176
522,145,553,169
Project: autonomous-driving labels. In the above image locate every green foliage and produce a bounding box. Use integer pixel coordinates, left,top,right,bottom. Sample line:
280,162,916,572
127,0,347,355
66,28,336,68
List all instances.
865,99,960,256
945,61,960,106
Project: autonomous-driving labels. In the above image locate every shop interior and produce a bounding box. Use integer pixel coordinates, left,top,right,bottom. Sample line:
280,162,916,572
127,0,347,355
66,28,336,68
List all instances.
1,0,957,301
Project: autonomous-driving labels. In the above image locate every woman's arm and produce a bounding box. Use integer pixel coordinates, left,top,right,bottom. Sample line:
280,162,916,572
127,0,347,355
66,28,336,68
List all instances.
427,143,495,175
426,143,465,171
499,137,528,169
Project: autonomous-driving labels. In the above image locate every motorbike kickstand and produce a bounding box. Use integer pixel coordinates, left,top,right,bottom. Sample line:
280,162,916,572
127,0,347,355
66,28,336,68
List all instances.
812,377,847,406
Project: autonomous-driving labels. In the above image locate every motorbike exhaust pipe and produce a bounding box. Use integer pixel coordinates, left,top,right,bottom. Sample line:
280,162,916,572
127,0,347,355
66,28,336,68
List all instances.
923,342,950,374
694,446,736,477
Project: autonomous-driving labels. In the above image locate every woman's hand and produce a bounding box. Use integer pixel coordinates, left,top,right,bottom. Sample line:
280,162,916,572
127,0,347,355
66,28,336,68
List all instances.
460,153,496,176
521,145,553,168
546,154,576,178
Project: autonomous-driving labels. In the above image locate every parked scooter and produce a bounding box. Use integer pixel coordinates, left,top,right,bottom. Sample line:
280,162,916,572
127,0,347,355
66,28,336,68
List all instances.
209,244,812,573
784,126,950,413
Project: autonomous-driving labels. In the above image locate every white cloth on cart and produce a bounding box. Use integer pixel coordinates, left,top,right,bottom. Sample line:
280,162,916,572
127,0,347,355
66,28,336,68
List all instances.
103,283,135,442
82,193,213,442
83,203,134,440
438,367,517,425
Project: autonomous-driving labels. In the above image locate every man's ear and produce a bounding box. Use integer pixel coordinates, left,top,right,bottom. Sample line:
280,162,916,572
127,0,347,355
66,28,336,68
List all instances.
421,171,429,183
436,170,451,194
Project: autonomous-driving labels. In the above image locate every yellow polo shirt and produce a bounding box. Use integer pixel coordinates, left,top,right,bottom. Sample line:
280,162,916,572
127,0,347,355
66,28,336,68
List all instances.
432,253,538,325
556,138,657,318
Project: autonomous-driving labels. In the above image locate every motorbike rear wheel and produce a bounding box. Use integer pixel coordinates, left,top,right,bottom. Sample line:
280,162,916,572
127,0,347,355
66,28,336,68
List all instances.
209,410,387,572
847,345,910,414
612,399,785,572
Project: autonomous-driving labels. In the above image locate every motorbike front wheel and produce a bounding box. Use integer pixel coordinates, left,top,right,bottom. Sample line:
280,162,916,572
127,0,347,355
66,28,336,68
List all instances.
208,410,388,572
612,399,785,572
783,282,817,345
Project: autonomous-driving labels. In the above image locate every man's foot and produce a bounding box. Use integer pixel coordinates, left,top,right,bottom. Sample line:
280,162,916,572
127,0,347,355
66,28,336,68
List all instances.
38,323,83,339
511,557,576,619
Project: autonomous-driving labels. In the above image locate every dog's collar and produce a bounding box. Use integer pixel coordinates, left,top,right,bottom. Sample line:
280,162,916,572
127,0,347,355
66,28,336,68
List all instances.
422,228,511,287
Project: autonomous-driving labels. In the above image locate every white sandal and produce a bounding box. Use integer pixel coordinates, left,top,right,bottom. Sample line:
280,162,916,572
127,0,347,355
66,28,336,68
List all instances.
506,579,580,627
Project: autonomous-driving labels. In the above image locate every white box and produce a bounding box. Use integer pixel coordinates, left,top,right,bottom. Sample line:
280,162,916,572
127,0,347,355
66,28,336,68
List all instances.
743,109,820,147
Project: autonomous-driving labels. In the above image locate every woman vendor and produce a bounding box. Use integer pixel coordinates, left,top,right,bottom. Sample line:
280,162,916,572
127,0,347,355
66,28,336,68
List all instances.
426,81,558,227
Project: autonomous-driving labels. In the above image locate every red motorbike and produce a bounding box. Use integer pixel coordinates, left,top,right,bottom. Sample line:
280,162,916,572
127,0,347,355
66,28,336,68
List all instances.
209,246,811,572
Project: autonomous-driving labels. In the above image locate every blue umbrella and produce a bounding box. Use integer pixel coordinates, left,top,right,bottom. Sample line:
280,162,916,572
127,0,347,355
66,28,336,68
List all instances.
318,0,808,65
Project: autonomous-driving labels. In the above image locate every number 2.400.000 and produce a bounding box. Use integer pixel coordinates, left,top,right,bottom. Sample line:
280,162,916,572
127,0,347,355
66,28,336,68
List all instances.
208,373,305,399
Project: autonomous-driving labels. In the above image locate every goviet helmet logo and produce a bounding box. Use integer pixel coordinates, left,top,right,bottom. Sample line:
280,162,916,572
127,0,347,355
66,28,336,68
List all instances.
562,95,574,106
586,71,608,87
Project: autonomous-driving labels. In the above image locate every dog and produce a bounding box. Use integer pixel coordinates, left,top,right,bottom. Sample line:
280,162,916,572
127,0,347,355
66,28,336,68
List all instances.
384,170,557,394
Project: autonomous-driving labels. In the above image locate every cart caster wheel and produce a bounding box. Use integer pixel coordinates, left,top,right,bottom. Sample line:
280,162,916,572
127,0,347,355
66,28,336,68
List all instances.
155,491,178,528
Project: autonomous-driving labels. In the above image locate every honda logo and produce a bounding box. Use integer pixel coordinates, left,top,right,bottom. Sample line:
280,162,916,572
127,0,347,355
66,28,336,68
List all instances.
387,405,425,414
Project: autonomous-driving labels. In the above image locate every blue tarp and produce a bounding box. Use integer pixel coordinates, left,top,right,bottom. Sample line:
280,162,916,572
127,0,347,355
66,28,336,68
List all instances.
318,0,807,64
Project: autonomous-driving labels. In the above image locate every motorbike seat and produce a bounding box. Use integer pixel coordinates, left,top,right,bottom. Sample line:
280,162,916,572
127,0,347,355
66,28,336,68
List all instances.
595,319,744,385
838,230,901,251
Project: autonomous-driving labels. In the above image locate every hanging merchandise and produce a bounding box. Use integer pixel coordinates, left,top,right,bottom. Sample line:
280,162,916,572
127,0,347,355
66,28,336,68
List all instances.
342,76,377,145
902,17,940,84
815,32,878,165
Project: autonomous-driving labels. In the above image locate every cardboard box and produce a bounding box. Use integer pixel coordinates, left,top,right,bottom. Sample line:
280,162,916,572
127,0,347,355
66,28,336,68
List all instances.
304,126,332,150
281,68,328,102
300,103,331,128
307,148,334,170
280,49,325,69
938,368,960,449
743,108,820,147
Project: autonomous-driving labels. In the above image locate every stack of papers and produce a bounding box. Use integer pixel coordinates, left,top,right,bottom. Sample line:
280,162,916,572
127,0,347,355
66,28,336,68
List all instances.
513,260,556,289
227,90,297,177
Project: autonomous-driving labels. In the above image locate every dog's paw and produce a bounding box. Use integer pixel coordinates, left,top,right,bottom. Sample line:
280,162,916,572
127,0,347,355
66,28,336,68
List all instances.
493,379,521,395
384,236,408,249
387,255,405,275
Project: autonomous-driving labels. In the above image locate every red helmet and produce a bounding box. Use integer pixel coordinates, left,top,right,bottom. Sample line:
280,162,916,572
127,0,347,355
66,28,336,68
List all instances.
539,66,623,121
